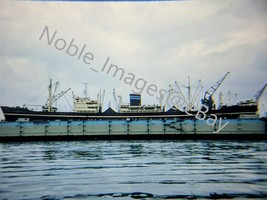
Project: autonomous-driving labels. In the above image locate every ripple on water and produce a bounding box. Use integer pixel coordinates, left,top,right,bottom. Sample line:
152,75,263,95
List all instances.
0,141,267,199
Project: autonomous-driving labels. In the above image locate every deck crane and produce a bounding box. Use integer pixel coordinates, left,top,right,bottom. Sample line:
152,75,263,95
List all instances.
52,88,71,104
113,89,122,112
201,72,230,110
44,78,71,112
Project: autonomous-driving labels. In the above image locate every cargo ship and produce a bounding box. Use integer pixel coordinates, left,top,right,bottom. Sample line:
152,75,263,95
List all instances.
0,73,267,141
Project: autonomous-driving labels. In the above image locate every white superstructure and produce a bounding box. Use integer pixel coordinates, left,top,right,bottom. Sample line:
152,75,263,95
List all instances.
119,104,162,113
73,97,100,113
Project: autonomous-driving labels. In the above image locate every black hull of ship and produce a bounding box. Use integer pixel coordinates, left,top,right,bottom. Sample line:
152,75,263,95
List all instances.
1,105,259,122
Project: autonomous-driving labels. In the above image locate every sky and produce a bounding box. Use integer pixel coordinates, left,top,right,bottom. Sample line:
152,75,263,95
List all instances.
0,0,267,115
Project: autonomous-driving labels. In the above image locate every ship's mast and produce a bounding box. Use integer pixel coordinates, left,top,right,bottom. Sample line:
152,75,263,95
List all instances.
218,92,223,108
171,78,202,111
187,76,192,110
99,89,102,107
48,78,53,112
113,89,121,112
101,90,105,112
83,83,88,98
45,78,71,112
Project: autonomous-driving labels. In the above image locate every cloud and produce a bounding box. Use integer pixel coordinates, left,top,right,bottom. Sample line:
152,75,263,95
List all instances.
0,0,267,113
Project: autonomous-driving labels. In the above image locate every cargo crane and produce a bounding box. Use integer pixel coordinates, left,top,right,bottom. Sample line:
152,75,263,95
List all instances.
113,89,122,112
43,78,71,112
201,72,230,110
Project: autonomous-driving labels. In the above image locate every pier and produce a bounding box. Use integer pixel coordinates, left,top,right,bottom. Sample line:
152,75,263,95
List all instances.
1,118,266,142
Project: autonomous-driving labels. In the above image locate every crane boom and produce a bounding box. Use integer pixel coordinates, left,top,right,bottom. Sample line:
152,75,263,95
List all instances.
254,83,267,103
202,72,230,110
45,78,71,112
53,88,71,103
113,89,119,110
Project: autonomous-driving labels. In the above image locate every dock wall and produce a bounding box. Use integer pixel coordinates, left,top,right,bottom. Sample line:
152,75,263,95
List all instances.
0,118,266,141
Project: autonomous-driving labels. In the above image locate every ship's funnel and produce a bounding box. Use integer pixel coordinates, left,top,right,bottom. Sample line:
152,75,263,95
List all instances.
130,94,141,106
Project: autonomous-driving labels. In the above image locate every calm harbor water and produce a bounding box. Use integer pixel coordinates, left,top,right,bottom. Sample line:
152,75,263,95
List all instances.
0,140,267,199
